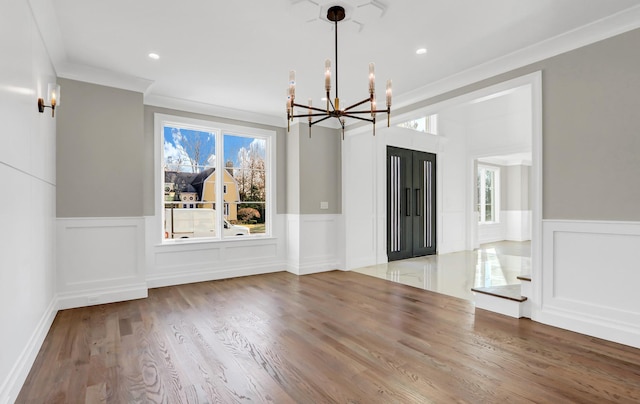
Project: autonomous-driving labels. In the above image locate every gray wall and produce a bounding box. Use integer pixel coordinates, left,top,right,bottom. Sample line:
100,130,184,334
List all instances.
393,28,640,221
299,125,342,214
286,123,300,214
57,78,144,217
143,106,287,216
286,123,342,214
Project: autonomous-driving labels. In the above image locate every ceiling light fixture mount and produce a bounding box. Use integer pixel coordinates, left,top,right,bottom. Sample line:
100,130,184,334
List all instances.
286,5,392,138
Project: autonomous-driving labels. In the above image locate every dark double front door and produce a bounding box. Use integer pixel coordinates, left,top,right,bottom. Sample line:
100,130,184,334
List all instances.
387,146,436,261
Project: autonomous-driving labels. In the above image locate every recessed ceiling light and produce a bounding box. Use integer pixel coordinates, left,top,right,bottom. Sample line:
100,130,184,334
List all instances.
148,53,160,60
416,48,428,55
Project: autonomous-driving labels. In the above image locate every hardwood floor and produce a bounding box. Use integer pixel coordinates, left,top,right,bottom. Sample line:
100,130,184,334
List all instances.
17,271,640,403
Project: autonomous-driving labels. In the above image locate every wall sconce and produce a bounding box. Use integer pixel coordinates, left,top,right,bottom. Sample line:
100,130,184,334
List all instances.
37,83,60,117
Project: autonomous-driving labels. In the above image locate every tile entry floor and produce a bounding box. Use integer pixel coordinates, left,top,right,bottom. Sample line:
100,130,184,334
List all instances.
352,241,531,301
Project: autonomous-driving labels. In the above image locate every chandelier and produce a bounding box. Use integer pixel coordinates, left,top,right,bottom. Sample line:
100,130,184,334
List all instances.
286,5,392,138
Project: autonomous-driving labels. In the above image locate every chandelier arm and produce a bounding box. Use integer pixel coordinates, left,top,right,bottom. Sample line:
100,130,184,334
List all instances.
342,114,374,124
310,115,333,126
292,103,330,114
343,109,388,115
290,112,330,118
343,97,374,112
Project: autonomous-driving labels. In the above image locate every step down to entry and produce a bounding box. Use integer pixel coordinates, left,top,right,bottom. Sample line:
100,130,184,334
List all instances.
471,284,527,302
471,284,529,318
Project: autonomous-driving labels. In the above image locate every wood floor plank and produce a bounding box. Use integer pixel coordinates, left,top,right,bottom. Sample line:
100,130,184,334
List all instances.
16,271,640,403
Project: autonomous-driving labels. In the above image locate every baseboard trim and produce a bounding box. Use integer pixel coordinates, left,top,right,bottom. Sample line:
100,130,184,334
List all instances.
0,297,57,404
147,263,286,289
56,283,148,310
538,307,640,350
287,259,341,275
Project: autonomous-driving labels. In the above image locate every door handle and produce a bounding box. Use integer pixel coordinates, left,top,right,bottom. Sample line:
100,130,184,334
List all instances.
406,188,411,216
415,188,421,216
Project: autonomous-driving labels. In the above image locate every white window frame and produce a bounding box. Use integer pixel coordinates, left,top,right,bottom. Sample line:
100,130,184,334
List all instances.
477,165,500,224
155,113,275,243
397,113,438,135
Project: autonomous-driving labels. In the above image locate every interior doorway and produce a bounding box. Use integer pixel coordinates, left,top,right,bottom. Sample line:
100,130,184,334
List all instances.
387,146,436,261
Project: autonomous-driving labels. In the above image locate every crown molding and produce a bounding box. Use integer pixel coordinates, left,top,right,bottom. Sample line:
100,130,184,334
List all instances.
144,94,286,128
57,62,155,94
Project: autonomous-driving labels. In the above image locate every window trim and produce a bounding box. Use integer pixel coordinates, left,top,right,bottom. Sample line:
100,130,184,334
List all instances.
397,113,438,135
154,113,275,244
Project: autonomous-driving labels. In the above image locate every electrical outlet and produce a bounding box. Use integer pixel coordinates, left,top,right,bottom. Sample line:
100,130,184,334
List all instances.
320,201,329,209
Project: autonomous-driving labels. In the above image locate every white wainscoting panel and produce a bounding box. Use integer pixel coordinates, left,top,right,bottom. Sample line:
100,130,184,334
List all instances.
539,220,640,348
287,214,343,275
56,217,147,309
147,214,287,288
504,210,532,241
478,221,505,244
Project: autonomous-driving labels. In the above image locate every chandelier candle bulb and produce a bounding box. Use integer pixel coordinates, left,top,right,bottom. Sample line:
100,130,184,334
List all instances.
369,63,375,93
386,79,392,105
371,98,376,117
325,59,332,92
289,70,296,98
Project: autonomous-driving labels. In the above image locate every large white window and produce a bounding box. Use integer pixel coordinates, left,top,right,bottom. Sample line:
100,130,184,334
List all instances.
156,114,273,241
477,165,500,224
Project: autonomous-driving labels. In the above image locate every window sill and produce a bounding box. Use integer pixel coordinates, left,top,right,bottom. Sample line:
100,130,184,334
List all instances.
156,235,276,248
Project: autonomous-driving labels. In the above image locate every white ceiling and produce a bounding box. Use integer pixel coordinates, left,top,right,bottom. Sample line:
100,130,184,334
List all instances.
34,0,640,124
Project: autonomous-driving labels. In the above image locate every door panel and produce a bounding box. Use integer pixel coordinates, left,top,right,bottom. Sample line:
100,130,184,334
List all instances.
387,146,436,261
413,152,436,256
387,147,413,261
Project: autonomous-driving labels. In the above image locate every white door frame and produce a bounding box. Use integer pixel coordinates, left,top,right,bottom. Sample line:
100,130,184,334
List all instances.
343,71,542,304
